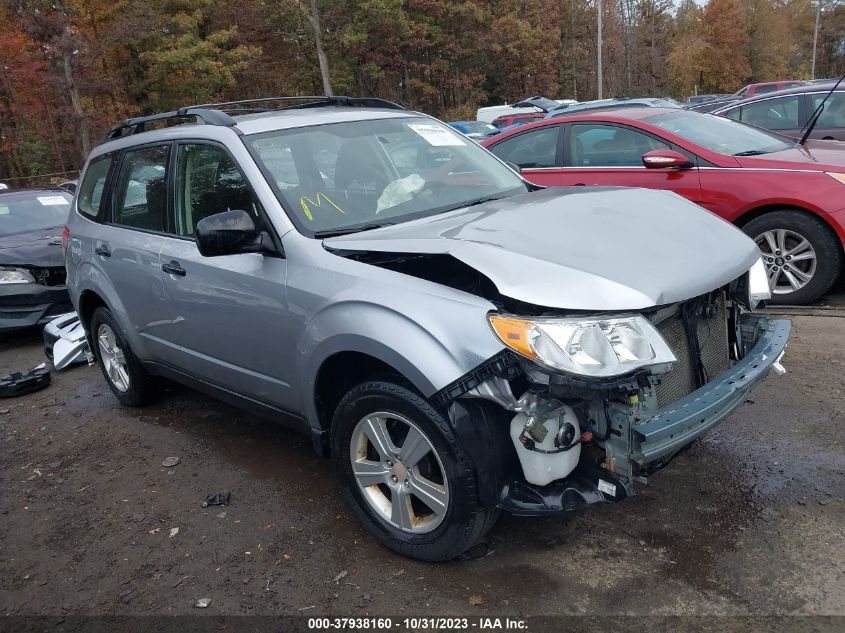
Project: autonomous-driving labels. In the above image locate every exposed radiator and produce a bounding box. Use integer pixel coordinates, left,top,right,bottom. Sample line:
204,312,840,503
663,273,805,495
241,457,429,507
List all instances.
654,293,729,408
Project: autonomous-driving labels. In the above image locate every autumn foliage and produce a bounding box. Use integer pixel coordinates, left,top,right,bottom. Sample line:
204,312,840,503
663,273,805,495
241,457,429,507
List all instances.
0,0,842,184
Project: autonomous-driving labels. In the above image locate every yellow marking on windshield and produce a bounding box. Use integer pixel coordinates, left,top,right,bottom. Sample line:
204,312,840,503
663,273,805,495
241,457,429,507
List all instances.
300,193,345,221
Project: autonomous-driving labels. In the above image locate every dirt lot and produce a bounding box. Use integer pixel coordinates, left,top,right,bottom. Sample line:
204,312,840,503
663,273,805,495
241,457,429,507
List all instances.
0,314,843,622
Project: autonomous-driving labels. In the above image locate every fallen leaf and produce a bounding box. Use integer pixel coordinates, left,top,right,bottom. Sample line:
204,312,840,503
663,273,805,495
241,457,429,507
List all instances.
148,528,161,535
468,595,485,606
169,527,179,538
332,570,348,583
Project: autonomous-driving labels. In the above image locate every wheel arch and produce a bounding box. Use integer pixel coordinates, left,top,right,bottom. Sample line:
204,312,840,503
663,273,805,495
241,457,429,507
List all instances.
312,351,413,440
733,204,844,251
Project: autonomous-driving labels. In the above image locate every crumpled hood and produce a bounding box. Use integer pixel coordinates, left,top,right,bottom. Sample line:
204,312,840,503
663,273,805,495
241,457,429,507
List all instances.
326,187,761,310
0,227,66,268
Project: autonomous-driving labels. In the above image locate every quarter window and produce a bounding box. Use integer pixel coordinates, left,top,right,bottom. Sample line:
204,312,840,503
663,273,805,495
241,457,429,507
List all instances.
489,126,560,169
112,145,169,232
737,96,801,130
569,124,668,167
77,153,114,220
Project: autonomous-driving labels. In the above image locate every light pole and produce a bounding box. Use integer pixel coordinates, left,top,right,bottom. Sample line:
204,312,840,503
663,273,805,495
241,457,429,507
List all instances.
811,0,821,79
597,0,603,99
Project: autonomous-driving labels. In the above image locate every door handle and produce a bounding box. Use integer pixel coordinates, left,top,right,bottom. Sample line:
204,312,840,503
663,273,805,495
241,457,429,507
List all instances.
94,244,111,257
162,260,186,277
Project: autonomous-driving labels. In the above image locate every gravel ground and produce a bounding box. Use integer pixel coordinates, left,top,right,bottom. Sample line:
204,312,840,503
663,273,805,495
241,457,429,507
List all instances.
0,314,843,623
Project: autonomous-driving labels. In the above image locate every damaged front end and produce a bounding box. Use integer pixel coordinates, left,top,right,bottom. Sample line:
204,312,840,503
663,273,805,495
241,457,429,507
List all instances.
436,272,790,517
0,265,72,332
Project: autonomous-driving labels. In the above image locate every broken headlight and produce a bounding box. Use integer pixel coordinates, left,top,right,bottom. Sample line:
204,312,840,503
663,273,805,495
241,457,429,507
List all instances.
747,257,771,308
0,267,35,284
489,313,676,378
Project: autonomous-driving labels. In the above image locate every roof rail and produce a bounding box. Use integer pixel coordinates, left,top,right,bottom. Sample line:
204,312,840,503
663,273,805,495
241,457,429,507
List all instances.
186,95,406,112
103,109,236,141
102,95,405,143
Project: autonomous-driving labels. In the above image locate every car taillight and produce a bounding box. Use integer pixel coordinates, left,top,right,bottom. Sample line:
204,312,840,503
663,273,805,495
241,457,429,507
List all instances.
61,226,69,255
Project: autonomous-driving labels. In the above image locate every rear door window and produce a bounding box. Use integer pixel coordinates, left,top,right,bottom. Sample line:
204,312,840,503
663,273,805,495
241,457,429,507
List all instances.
111,145,170,232
488,126,561,168
738,96,801,130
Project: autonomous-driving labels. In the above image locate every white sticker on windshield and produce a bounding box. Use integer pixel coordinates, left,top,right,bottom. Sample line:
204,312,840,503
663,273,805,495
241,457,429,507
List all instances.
37,196,68,206
407,123,466,147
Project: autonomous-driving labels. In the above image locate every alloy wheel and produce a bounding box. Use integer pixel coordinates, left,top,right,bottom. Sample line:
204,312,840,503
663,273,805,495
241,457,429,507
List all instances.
349,411,449,533
754,229,817,295
96,323,130,392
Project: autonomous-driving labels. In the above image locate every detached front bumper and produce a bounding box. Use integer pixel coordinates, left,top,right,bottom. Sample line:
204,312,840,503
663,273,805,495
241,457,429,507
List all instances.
631,317,790,465
0,283,72,333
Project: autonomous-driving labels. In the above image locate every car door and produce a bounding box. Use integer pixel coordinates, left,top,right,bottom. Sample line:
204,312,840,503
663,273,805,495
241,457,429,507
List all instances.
94,143,171,361
155,141,296,409
485,125,564,186
808,92,845,141
559,122,702,203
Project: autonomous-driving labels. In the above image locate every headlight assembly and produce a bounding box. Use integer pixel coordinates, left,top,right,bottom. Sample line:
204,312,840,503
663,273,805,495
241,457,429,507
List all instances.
747,257,771,308
489,313,676,378
0,267,35,284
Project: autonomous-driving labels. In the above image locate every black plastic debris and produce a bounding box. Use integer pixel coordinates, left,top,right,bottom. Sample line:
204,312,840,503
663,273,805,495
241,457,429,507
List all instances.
0,364,50,398
202,492,231,508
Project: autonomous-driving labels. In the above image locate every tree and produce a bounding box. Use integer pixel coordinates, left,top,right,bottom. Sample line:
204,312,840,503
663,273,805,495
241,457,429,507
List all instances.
295,0,333,95
700,0,751,91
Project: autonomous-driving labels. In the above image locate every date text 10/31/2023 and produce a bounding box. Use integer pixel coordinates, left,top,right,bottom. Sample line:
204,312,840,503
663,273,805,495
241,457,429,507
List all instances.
307,617,528,630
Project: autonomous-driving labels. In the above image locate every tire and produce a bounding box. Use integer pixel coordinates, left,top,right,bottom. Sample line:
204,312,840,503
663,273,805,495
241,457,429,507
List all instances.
90,306,156,406
742,210,843,305
330,381,498,561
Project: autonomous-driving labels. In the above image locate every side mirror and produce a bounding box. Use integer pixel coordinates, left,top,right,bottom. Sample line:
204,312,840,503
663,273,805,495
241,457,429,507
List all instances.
195,210,260,257
506,161,523,174
642,149,693,169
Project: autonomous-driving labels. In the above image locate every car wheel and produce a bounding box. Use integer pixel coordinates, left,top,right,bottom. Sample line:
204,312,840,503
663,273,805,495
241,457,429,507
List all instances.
330,381,498,561
90,306,155,406
743,211,842,305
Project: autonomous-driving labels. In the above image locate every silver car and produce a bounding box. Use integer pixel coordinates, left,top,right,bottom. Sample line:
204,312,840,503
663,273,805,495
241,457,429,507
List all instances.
64,97,790,561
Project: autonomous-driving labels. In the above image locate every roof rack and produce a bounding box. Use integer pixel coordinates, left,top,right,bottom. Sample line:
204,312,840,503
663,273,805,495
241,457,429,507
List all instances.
103,96,406,142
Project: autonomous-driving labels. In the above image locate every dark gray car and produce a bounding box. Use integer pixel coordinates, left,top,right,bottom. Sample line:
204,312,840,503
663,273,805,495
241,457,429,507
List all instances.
64,97,789,561
713,83,845,141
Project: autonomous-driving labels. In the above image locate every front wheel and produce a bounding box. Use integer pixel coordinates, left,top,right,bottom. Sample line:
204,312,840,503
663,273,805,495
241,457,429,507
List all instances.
330,381,498,561
743,211,843,305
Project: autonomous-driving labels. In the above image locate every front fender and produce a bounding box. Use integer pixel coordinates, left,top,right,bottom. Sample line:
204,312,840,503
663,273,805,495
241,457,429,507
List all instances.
298,299,505,430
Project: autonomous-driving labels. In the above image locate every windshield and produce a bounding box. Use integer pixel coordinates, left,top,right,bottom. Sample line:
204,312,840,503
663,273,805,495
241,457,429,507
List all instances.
246,116,527,236
0,191,71,237
645,110,793,155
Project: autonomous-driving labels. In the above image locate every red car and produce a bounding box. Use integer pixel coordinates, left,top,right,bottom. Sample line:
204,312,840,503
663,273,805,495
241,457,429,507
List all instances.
482,107,845,304
733,80,808,98
491,112,545,129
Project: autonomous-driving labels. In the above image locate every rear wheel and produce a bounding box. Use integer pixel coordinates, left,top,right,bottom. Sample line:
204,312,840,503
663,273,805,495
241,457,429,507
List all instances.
330,381,497,561
743,211,842,305
90,306,155,406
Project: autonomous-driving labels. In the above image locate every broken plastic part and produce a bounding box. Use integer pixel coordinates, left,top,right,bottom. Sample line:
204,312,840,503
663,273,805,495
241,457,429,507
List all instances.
43,312,90,370
0,363,50,398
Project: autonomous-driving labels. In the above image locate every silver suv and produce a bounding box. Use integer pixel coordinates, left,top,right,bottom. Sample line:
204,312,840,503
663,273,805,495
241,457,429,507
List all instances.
65,97,790,561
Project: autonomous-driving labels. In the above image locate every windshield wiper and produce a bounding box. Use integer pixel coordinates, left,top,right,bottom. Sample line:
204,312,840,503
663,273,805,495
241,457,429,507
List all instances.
733,150,770,156
798,72,845,145
314,223,393,238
